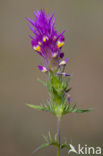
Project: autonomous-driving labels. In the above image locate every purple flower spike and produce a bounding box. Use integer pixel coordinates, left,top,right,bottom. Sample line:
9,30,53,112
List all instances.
56,72,70,76
27,9,65,67
59,57,69,66
38,65,49,72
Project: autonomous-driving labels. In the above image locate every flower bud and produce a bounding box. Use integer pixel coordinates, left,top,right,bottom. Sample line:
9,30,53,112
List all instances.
38,65,48,72
67,94,71,103
56,72,70,76
59,58,69,66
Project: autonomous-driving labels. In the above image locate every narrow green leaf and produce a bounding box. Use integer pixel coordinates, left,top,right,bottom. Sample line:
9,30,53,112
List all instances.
68,104,77,112
37,78,47,87
43,135,49,143
74,108,93,113
63,103,92,115
65,73,73,85
26,103,57,115
60,143,70,150
48,131,52,142
54,134,57,142
65,87,72,93
32,143,49,154
26,104,45,111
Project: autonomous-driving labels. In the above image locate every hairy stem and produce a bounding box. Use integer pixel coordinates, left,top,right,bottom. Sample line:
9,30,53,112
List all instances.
57,118,61,156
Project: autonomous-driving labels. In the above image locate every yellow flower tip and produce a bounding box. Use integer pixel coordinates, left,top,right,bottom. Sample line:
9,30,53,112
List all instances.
52,52,58,58
57,41,64,48
43,36,49,42
33,45,41,52
38,41,42,45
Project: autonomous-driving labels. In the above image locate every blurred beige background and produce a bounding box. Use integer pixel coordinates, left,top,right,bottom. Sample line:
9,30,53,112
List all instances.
0,0,103,156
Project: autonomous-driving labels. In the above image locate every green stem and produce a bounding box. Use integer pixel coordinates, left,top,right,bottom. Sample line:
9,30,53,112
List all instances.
57,146,60,156
57,118,61,156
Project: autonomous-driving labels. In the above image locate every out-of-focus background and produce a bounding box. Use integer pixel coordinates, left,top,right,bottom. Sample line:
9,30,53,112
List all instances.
0,0,103,156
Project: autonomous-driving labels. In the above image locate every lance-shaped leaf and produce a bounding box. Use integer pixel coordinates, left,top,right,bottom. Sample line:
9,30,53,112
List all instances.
72,108,93,113
43,132,59,148
63,103,92,115
65,87,72,93
63,73,73,91
37,78,47,87
26,104,48,111
26,103,56,115
32,143,49,154
60,143,71,150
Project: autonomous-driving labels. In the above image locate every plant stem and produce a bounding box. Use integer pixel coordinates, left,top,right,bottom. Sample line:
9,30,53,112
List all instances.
57,146,60,156
57,117,61,156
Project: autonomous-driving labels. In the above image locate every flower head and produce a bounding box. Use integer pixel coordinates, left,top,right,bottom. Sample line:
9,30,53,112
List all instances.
27,9,65,69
